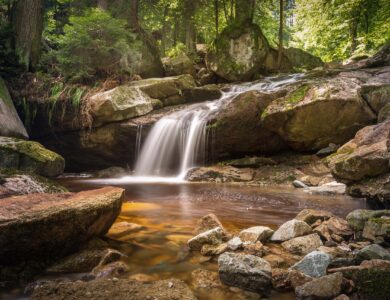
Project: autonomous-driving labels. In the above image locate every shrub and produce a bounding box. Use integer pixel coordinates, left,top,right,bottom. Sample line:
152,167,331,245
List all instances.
55,8,140,83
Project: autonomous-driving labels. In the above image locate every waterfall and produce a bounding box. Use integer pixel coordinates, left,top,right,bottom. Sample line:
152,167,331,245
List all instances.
133,73,304,180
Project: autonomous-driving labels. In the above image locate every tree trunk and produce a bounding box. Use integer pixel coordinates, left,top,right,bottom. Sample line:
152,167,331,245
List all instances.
97,0,108,10
183,0,197,55
221,0,229,24
215,0,219,36
129,0,139,30
277,0,284,69
161,5,169,56
12,0,44,71
235,0,254,23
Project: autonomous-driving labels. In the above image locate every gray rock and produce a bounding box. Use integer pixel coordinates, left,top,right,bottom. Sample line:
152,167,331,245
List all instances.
316,143,339,157
295,209,334,225
271,219,312,242
293,180,308,188
188,227,225,250
290,251,331,278
362,217,390,242
227,237,243,251
239,226,274,243
356,244,390,262
295,272,343,300
218,252,272,295
281,234,323,255
304,182,346,195
346,209,390,232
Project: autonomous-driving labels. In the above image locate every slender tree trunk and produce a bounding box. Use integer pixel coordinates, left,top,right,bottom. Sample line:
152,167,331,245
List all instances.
129,0,139,30
97,0,108,10
161,5,169,56
277,0,284,69
230,0,234,22
183,0,197,55
215,0,219,36
12,0,44,71
235,0,253,23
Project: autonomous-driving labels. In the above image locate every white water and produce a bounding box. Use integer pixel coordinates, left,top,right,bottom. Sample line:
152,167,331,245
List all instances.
122,74,304,183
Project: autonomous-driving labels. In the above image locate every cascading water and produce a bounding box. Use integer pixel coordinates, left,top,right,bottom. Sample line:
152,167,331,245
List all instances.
132,73,304,181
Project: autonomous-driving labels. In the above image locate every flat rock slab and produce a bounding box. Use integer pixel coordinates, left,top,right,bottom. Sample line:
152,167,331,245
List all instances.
31,278,197,300
0,187,124,264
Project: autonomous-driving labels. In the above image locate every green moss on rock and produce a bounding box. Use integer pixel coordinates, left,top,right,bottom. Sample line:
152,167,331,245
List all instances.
286,85,310,104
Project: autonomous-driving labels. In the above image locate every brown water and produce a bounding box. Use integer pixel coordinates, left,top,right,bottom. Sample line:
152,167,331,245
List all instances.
53,179,367,300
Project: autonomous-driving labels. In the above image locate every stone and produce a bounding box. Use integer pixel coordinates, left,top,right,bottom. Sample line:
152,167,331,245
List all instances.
271,219,312,242
31,278,197,300
295,209,334,225
378,103,390,122
0,187,124,265
93,167,128,178
191,269,222,289
243,241,267,257
293,180,308,188
226,156,277,168
162,53,196,77
317,246,349,259
194,213,226,235
281,234,323,255
284,47,324,70
316,143,339,157
356,244,390,262
328,120,390,181
218,252,272,295
182,85,222,103
287,270,313,289
346,209,390,232
186,166,254,183
290,251,331,278
107,222,145,239
88,86,154,127
262,76,377,151
228,237,243,251
200,243,228,256
333,295,350,300
295,272,343,300
91,261,130,278
0,77,28,139
326,217,354,237
304,182,347,195
206,22,270,82
0,137,65,177
362,217,390,242
187,227,225,250
239,226,274,243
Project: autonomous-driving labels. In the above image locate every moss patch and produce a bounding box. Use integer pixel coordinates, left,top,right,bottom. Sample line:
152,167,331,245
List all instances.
286,85,310,104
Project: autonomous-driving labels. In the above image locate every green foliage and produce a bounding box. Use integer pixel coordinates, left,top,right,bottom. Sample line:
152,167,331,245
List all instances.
54,8,138,82
166,42,186,58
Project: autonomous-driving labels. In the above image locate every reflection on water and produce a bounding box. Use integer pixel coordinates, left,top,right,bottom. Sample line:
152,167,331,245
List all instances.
56,179,367,300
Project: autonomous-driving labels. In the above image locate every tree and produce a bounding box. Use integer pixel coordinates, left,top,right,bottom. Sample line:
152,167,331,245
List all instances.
12,0,44,70
235,0,255,23
277,0,283,68
183,0,197,54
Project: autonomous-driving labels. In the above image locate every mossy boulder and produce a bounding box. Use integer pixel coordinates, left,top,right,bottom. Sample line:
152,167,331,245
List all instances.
89,86,154,127
327,120,390,181
0,77,28,139
261,76,376,151
206,22,270,82
284,47,324,70
162,53,196,77
209,90,287,159
0,137,65,177
361,84,390,115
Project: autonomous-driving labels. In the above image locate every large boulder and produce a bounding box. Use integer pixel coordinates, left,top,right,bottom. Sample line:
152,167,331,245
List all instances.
0,77,28,139
218,252,272,295
0,137,65,177
31,278,196,300
346,209,390,232
284,47,324,70
162,53,196,77
0,187,124,264
290,251,332,278
261,76,377,151
206,22,270,82
327,120,390,181
209,90,288,159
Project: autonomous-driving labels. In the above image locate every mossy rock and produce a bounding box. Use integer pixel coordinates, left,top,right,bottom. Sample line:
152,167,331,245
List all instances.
352,265,390,300
0,137,65,177
206,22,270,82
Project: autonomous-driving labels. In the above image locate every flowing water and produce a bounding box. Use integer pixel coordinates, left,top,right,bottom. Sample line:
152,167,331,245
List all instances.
133,73,305,180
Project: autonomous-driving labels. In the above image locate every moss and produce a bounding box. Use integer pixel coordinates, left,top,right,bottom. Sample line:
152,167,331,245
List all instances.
353,268,390,299
285,85,310,104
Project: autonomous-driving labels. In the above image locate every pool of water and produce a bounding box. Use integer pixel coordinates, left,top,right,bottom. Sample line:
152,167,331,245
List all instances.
52,178,367,300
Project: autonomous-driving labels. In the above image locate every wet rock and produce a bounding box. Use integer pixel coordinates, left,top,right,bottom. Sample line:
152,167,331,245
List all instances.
194,213,226,235
295,272,343,300
295,209,334,225
356,244,390,262
281,234,323,255
293,180,308,188
0,77,28,139
162,54,196,77
228,237,243,251
346,209,390,232
239,226,274,243
93,167,128,178
0,187,124,265
31,278,197,300
226,156,277,168
271,219,312,242
304,182,347,195
200,243,228,256
326,217,354,237
107,221,145,239
290,251,331,278
218,252,272,295
186,166,254,183
91,261,130,278
188,227,225,250
362,216,390,242
328,120,390,181
182,85,222,103
0,137,65,177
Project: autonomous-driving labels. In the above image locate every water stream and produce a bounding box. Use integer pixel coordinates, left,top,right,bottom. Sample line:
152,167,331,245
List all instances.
131,74,305,181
